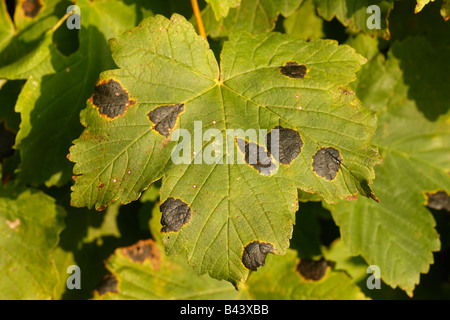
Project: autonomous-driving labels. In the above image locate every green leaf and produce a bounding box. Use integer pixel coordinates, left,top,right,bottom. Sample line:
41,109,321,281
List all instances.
283,0,325,41
95,227,366,300
0,0,153,187
0,0,73,67
330,37,448,296
241,248,367,299
415,0,435,13
201,0,304,37
314,0,394,39
95,239,238,300
0,183,65,299
205,0,241,20
69,14,380,285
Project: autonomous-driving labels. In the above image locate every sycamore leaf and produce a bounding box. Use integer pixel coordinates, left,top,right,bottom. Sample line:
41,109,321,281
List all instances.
330,36,448,296
96,207,366,300
0,0,153,187
314,0,394,39
205,0,241,20
96,240,367,300
0,183,65,299
69,14,380,285
201,0,304,37
242,249,367,299
0,0,73,67
283,0,324,41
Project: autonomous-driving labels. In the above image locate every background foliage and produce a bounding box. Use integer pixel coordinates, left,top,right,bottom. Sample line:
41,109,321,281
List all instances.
0,0,449,300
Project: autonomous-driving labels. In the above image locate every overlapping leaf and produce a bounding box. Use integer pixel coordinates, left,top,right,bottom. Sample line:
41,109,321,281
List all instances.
201,0,304,37
69,14,380,284
330,36,448,296
96,208,366,300
314,0,394,39
0,183,65,299
205,0,241,20
0,0,153,186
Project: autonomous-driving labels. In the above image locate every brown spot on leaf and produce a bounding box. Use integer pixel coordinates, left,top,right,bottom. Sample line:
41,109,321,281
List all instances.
344,194,358,201
91,79,135,119
0,122,15,162
425,191,450,212
280,62,307,79
6,218,20,230
97,182,105,189
160,197,192,233
266,126,303,165
121,239,161,268
95,274,118,296
236,138,276,175
312,147,342,181
21,0,42,17
296,258,332,281
148,104,184,138
242,241,274,271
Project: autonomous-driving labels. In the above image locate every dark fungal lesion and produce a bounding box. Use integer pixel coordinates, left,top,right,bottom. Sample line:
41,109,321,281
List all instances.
148,104,184,138
266,126,303,165
91,79,135,119
425,191,450,212
95,274,118,296
312,147,343,181
296,258,333,281
236,138,277,175
21,0,42,18
279,61,307,79
160,197,192,233
242,241,275,271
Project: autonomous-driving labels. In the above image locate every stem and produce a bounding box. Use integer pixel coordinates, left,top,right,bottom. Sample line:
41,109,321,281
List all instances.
190,0,207,39
52,10,75,32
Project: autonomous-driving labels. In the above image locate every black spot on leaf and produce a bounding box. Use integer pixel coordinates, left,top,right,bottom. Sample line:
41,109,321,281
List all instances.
160,197,192,233
148,104,184,138
426,191,450,212
296,258,331,281
266,126,303,165
242,241,274,271
21,0,41,17
236,138,276,175
95,274,118,296
0,122,15,162
92,79,135,119
280,62,307,79
312,147,342,180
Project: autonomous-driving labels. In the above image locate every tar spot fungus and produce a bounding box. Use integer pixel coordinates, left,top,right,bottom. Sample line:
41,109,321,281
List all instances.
296,258,332,281
0,122,16,162
266,126,303,165
95,274,118,296
22,0,42,17
236,138,276,175
312,147,342,181
92,79,135,119
160,197,192,233
148,104,184,138
280,62,307,79
425,191,450,212
242,241,274,271
121,239,161,266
